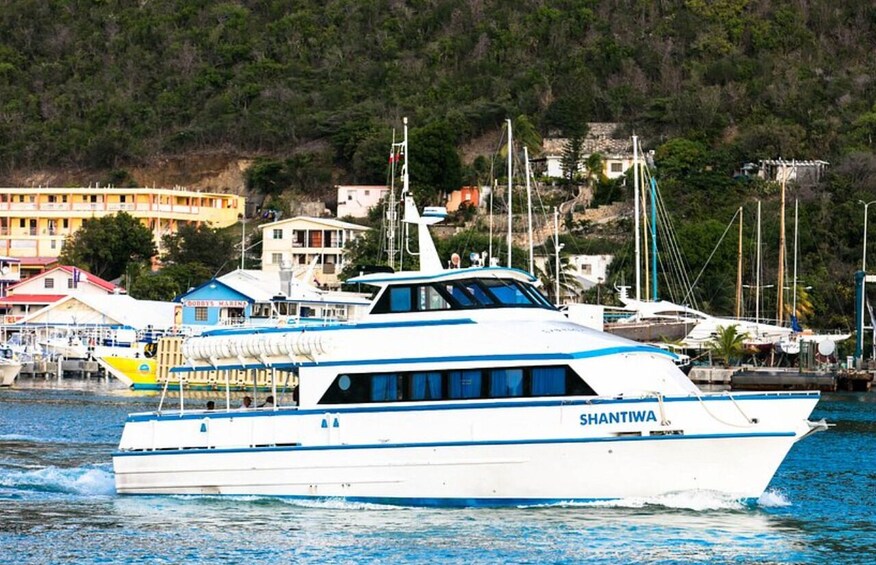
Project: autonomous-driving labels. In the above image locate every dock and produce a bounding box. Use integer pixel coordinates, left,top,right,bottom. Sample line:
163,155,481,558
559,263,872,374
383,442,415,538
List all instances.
20,358,106,380
690,365,873,392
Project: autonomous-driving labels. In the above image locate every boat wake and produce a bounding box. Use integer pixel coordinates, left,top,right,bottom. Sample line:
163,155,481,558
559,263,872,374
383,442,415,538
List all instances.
0,464,115,497
529,488,792,511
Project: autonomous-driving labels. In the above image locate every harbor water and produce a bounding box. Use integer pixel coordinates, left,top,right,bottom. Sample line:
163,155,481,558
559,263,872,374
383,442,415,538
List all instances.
1,380,874,564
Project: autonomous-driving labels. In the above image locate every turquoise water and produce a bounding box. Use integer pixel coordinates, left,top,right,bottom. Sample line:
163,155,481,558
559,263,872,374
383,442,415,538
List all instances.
1,380,874,564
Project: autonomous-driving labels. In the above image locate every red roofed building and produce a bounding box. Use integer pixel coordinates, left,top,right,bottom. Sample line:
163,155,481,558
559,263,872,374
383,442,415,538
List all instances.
0,265,121,322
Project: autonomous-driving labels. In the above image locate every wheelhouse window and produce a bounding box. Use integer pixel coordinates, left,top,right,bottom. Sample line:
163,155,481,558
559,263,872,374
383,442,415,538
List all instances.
370,277,555,314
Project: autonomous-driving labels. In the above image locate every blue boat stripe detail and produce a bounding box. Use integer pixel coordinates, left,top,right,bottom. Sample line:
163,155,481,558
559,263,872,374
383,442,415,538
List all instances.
112,431,796,458
170,344,674,373
124,392,819,423
202,318,476,337
112,493,761,507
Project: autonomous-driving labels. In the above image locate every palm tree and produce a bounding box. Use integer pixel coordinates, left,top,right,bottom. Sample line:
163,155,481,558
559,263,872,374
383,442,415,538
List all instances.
708,324,749,367
534,251,583,304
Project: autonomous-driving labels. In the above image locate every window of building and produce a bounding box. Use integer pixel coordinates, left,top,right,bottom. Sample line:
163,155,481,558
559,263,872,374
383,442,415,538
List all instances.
272,229,283,239
347,194,353,200
194,307,208,322
19,219,25,228
271,253,282,264
364,190,370,196
44,278,54,289
67,277,74,288
63,219,69,228
610,162,623,173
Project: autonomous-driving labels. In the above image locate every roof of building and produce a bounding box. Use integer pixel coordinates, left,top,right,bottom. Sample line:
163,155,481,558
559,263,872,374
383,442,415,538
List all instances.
336,185,390,191
0,294,66,304
16,293,176,328
178,269,371,305
18,257,60,267
257,216,371,232
7,266,119,293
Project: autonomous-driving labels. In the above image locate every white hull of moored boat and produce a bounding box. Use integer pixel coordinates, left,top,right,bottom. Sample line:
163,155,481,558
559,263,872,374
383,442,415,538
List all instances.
114,393,818,505
0,362,22,386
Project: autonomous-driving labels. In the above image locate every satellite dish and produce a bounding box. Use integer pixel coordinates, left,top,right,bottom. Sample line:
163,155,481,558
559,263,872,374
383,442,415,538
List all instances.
0,265,8,275
817,340,836,356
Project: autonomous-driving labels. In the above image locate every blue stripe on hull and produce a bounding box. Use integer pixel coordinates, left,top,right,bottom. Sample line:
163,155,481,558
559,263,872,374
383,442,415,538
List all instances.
112,431,796,458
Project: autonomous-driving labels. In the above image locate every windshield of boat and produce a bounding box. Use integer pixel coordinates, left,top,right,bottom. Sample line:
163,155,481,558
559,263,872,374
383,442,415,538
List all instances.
370,277,555,314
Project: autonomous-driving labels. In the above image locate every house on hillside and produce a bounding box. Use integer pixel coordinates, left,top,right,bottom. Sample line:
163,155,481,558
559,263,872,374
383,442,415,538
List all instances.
259,216,370,287
539,123,635,181
446,187,481,212
336,185,390,218
739,159,830,187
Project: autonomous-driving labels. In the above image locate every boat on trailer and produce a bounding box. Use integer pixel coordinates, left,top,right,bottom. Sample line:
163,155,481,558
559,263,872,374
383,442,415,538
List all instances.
113,194,827,506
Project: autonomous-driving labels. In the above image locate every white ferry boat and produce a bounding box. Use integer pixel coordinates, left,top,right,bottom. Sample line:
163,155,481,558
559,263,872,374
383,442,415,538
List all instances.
113,194,826,506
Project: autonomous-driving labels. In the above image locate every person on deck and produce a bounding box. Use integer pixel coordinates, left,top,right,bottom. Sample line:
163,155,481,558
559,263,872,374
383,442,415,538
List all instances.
240,396,252,409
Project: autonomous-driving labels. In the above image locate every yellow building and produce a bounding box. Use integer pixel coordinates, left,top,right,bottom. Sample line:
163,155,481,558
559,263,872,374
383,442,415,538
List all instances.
0,186,244,258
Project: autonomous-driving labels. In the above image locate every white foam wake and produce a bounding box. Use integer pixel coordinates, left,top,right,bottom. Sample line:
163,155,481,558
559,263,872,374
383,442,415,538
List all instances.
0,465,115,496
544,490,747,511
757,489,792,508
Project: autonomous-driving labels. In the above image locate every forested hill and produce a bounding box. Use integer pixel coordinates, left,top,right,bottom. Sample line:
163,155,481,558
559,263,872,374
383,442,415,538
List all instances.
1,0,875,179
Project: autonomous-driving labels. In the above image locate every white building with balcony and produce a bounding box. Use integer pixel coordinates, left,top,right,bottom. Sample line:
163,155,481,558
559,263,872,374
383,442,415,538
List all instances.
336,185,390,218
259,217,370,287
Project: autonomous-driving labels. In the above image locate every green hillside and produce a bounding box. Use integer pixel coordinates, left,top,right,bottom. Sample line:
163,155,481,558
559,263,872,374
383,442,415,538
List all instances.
1,0,875,329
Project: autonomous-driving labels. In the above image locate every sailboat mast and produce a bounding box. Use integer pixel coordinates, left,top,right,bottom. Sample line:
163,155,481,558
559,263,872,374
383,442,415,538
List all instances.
507,118,513,268
633,135,641,301
793,198,799,320
400,117,409,272
642,172,650,301
736,206,743,319
777,166,787,325
524,146,534,275
650,177,658,301
756,201,762,325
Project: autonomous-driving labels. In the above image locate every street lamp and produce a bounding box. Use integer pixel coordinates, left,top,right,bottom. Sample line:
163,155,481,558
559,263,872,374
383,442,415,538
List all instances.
859,200,876,272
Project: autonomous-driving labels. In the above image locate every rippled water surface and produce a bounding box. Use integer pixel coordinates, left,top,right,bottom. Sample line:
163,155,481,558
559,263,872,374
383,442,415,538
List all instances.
1,379,874,564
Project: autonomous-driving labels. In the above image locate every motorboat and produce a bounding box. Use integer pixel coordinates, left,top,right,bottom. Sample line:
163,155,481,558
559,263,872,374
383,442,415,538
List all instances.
113,192,827,506
0,346,23,386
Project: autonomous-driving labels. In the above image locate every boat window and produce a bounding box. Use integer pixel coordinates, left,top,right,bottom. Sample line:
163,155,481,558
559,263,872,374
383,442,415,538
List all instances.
480,279,535,306
447,283,475,306
371,374,400,401
531,367,566,396
409,371,442,400
389,287,413,312
418,285,452,311
448,370,483,399
489,368,523,397
318,366,595,405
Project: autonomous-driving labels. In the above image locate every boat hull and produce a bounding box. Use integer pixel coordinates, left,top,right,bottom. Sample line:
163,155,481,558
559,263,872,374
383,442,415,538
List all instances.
114,434,798,504
0,362,21,386
114,393,819,505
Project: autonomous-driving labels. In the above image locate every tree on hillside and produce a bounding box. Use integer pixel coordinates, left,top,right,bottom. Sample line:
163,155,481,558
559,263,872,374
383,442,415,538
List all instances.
409,121,462,205
161,223,237,275
59,212,156,281
128,272,181,302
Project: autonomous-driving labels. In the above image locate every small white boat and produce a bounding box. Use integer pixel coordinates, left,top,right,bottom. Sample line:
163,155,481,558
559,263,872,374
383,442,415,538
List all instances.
0,346,23,386
113,193,827,506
